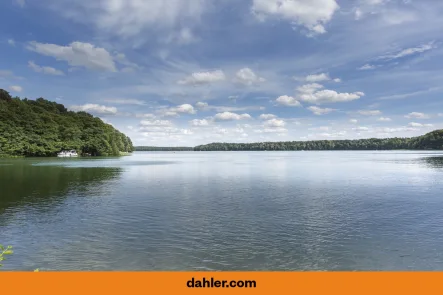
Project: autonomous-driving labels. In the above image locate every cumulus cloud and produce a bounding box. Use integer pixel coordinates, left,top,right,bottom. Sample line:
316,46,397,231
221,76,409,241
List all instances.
70,104,118,115
251,0,339,35
275,95,302,107
234,68,265,86
158,104,196,117
178,70,226,85
264,119,286,128
27,41,117,72
350,119,358,124
259,114,277,120
307,106,336,115
405,112,430,119
299,89,365,104
190,119,210,126
377,117,392,122
214,112,252,121
358,110,382,116
9,85,23,92
297,83,324,94
296,83,364,104
28,61,64,76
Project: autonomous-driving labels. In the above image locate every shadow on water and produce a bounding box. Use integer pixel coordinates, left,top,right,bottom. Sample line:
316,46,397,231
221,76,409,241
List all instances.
0,161,123,217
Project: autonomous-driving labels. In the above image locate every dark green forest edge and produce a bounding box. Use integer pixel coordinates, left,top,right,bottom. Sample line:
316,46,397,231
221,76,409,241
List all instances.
0,89,134,157
193,130,443,151
134,130,443,152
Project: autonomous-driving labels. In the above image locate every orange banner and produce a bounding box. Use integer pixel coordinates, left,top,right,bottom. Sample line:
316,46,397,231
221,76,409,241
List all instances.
2,272,443,294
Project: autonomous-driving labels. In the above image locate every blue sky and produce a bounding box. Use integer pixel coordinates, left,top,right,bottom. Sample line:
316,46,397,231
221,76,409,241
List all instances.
1,0,443,146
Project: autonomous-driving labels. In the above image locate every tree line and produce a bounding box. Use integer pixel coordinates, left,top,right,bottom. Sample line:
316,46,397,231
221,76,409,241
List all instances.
0,89,134,157
194,130,443,151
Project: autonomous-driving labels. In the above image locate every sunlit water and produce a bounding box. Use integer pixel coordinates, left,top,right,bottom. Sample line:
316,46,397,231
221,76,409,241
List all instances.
1,151,443,271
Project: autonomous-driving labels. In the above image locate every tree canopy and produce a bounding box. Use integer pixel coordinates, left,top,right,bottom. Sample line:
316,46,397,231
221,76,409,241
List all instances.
0,89,134,157
194,130,443,151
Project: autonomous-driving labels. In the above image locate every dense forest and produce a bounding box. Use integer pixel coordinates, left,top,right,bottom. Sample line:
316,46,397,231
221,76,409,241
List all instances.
0,89,134,157
134,146,193,151
194,130,443,151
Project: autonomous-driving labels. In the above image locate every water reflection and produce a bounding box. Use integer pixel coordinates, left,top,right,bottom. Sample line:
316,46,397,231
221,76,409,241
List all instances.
422,157,443,169
0,162,122,216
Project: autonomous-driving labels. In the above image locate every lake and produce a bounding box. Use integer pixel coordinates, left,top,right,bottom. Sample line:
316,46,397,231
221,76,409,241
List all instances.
1,151,443,271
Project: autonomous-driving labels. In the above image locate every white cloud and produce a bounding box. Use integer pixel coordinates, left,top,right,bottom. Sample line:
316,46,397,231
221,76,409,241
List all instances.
190,119,210,126
234,68,265,86
275,95,302,107
359,64,377,70
408,122,433,128
178,70,226,85
380,42,436,60
404,112,430,119
27,41,117,72
296,83,364,104
350,119,358,124
173,104,196,114
9,85,23,92
140,120,174,127
70,104,118,115
438,113,443,117
7,39,15,46
264,119,286,128
214,112,252,121
259,114,277,120
28,61,64,76
251,0,339,35
305,73,330,82
299,89,365,104
307,106,336,115
297,83,324,94
353,126,370,132
377,117,392,122
358,110,382,116
102,98,145,105
57,0,208,38
304,73,341,83
195,102,209,110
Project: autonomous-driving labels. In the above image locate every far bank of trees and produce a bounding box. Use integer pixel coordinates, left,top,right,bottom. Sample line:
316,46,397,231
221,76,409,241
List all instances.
194,130,443,151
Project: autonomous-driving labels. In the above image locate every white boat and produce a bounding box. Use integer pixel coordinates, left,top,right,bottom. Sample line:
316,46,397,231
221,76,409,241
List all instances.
57,150,79,157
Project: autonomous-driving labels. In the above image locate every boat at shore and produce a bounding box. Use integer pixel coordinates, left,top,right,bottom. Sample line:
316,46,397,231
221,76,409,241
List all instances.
57,150,78,157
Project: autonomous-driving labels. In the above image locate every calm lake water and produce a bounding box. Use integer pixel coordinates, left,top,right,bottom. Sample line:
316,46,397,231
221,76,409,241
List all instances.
1,151,443,271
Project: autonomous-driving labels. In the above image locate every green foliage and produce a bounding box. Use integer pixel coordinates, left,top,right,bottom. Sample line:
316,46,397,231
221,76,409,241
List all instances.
0,89,134,157
194,130,443,151
0,244,13,268
134,146,193,151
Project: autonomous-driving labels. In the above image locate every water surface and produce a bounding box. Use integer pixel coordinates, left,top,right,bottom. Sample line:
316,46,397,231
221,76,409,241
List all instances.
1,151,443,270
